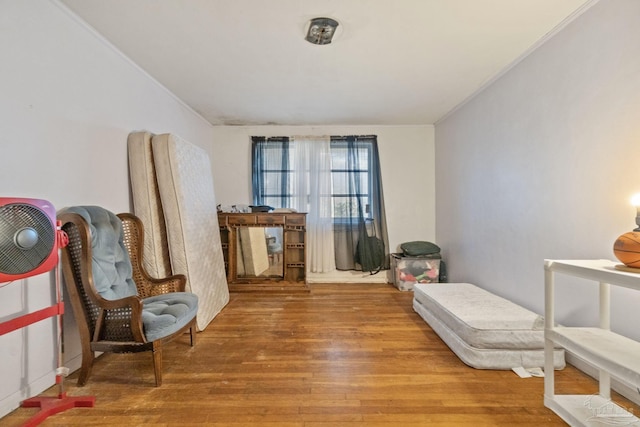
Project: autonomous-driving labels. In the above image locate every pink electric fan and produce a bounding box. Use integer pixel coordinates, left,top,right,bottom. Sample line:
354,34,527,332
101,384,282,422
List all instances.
0,197,94,426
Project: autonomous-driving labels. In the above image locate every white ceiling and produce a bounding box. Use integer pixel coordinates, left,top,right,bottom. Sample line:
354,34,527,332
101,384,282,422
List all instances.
60,0,592,126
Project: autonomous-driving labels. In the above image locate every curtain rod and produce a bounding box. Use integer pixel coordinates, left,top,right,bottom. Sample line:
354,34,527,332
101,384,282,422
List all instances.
253,135,376,142
329,135,376,142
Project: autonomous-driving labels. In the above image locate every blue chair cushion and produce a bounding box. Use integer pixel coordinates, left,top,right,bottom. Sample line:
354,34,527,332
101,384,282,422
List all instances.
63,206,137,300
142,292,198,341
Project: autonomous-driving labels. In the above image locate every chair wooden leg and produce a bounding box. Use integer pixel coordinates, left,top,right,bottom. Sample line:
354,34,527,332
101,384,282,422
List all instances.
189,325,196,347
152,344,163,387
77,349,94,386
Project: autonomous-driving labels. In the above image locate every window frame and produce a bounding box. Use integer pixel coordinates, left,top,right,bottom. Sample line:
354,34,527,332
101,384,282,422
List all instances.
252,137,375,223
329,139,374,223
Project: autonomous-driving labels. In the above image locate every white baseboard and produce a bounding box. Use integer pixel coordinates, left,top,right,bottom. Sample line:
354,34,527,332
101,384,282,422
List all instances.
64,353,83,375
307,269,390,284
0,371,56,419
0,353,84,419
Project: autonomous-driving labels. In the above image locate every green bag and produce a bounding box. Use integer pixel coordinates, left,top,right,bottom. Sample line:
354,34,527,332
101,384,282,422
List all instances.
400,241,440,257
355,219,386,274
356,235,385,274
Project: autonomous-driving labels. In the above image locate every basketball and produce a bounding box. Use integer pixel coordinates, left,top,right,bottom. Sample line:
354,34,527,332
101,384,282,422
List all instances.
613,231,640,268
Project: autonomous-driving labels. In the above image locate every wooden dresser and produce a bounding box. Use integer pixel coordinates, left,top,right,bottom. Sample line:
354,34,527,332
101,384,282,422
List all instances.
217,212,307,292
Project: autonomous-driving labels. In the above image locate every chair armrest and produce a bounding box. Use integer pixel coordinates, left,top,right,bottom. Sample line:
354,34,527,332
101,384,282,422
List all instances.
94,294,146,342
98,294,143,311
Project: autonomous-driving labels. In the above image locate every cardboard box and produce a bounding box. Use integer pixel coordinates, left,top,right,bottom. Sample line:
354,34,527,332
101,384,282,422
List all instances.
391,253,440,291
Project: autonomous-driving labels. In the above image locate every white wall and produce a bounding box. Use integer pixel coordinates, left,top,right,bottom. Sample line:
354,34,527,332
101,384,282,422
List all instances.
211,125,436,254
0,0,214,417
435,0,640,340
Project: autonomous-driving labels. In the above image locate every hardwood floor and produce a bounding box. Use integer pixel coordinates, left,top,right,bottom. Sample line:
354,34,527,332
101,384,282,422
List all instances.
4,283,638,426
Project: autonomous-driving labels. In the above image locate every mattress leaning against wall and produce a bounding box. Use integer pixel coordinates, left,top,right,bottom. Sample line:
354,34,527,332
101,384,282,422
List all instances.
127,131,173,279
152,133,229,330
128,131,229,330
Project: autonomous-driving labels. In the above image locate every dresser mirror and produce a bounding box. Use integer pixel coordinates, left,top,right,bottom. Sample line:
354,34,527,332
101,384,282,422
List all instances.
218,212,307,289
236,226,283,279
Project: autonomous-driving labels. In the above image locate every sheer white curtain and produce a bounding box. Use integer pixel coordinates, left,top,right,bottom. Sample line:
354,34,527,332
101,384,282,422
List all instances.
290,136,336,273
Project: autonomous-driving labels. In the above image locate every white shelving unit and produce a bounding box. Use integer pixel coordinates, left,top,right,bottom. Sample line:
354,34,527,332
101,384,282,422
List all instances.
544,259,640,426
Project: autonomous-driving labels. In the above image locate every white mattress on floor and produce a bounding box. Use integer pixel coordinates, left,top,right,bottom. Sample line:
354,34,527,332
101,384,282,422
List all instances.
127,131,173,279
151,133,229,331
413,297,565,369
413,283,546,350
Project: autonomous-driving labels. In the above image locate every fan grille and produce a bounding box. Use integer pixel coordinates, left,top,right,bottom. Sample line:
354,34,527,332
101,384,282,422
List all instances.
0,203,55,275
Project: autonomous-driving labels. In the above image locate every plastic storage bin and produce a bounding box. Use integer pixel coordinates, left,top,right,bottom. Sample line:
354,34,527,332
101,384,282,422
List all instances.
391,253,440,291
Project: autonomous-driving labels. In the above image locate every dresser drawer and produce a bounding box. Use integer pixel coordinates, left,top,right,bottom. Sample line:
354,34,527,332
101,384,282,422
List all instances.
285,214,306,226
228,215,257,225
256,214,285,225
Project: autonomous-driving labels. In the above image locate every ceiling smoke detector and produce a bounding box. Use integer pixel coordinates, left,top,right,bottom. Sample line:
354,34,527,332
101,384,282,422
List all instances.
305,17,339,45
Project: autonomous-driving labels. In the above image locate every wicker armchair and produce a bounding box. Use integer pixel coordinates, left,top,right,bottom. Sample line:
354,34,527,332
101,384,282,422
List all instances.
59,206,197,386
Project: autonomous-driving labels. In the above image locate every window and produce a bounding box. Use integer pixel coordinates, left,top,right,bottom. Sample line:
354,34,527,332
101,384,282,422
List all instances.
329,140,372,221
252,135,390,272
252,137,374,221
252,137,293,209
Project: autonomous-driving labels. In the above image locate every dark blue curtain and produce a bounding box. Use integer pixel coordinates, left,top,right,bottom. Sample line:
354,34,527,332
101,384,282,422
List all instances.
334,136,389,272
252,136,290,208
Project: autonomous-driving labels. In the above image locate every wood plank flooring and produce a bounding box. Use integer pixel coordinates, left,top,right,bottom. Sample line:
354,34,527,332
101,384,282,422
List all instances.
4,283,638,426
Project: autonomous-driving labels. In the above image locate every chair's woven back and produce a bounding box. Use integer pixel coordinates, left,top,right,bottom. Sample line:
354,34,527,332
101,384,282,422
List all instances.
60,210,139,343
61,219,102,339
119,213,182,298
120,214,153,298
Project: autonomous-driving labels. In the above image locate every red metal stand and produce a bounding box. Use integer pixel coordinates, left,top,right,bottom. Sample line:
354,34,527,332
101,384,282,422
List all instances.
0,224,94,426
20,393,95,427
15,297,96,426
